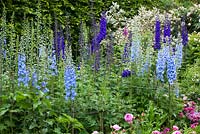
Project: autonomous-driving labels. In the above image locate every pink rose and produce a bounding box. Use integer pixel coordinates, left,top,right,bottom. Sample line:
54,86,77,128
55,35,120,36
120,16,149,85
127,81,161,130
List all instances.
124,113,134,123
179,112,184,118
190,122,199,129
152,130,161,134
92,131,99,134
172,131,182,134
112,124,121,131
172,125,179,131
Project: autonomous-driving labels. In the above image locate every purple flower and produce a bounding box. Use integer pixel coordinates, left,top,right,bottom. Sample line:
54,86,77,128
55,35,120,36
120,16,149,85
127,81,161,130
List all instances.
122,69,131,77
154,17,161,50
181,18,188,46
18,54,29,87
91,12,107,53
163,16,171,44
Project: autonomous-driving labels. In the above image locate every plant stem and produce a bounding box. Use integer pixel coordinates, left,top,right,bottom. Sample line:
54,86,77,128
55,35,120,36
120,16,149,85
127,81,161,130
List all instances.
168,83,172,128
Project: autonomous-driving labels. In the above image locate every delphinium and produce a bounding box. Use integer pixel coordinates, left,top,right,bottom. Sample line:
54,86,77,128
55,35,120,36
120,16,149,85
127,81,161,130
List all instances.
48,51,58,76
140,44,153,76
64,65,77,100
181,17,188,46
163,16,171,44
154,16,161,50
91,12,107,71
18,54,29,87
167,54,177,85
64,44,77,100
156,49,166,82
175,36,183,69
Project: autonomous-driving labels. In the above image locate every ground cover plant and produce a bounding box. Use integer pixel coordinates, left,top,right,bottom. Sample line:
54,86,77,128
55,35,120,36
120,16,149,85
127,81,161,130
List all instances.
0,0,199,134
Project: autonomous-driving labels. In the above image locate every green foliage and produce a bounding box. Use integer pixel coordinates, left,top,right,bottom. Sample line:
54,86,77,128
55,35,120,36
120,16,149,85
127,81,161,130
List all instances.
0,77,84,133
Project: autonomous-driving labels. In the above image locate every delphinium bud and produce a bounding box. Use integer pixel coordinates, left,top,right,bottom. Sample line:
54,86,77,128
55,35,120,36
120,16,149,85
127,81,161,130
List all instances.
64,65,77,100
154,16,161,50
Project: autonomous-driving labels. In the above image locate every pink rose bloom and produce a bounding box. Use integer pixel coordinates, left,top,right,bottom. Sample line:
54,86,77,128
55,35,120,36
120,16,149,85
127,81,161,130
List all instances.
172,131,182,134
152,130,161,134
112,124,121,131
172,125,179,131
92,131,99,134
179,112,184,118
124,113,134,123
190,122,199,128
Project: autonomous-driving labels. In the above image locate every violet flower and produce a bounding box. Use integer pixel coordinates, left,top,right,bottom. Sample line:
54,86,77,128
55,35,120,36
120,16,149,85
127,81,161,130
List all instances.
154,17,161,50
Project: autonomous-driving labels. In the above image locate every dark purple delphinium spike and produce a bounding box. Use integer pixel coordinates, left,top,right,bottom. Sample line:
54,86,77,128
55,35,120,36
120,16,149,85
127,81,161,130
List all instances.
122,69,131,78
59,27,66,59
181,17,188,46
91,12,107,53
154,16,161,50
163,16,171,44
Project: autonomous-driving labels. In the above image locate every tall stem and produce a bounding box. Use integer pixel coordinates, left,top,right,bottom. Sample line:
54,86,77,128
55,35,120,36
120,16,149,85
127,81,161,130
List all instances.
168,84,172,128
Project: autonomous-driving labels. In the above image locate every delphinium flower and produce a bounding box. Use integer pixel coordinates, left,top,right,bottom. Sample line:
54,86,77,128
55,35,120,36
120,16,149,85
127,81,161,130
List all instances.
55,31,65,60
131,39,141,62
156,50,165,82
167,55,177,85
163,16,171,44
32,69,40,89
121,69,131,78
18,54,29,86
48,50,58,76
181,17,188,46
175,42,183,69
64,65,77,100
122,43,130,63
91,12,107,53
154,16,161,50
41,80,49,93
139,44,152,76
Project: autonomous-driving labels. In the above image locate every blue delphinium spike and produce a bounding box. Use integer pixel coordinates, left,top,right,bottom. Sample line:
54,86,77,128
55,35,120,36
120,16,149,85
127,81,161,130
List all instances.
131,39,140,62
167,55,177,85
156,45,169,82
64,65,77,100
175,43,183,69
18,54,29,86
32,70,40,89
154,16,161,50
48,50,58,76
122,43,130,63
